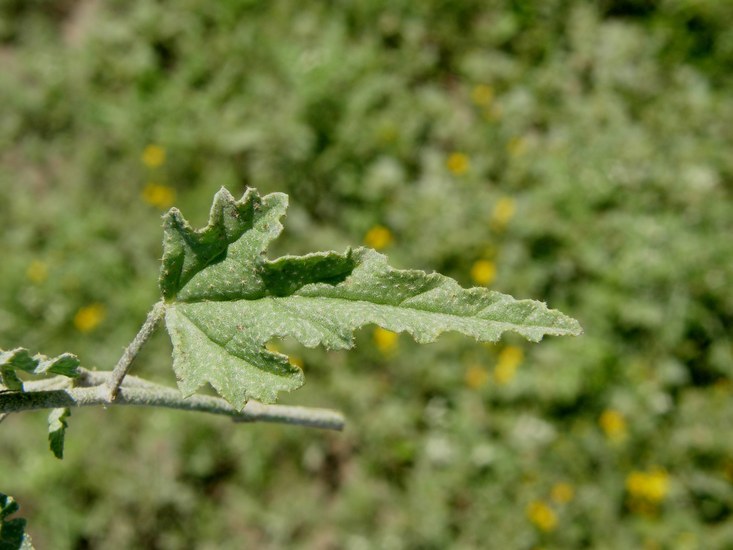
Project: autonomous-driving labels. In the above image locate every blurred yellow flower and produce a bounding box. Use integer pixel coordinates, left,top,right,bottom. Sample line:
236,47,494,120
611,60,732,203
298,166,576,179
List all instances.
484,104,502,122
470,259,496,286
26,260,48,284
491,197,516,229
377,123,398,144
723,460,733,483
494,345,523,385
675,532,697,550
265,342,303,368
551,482,575,504
626,468,669,504
500,346,524,366
142,183,176,210
73,303,106,333
141,144,166,168
373,327,398,354
364,225,393,250
471,84,494,107
526,500,557,532
446,152,470,176
599,409,627,442
507,136,528,157
494,361,517,385
464,364,489,389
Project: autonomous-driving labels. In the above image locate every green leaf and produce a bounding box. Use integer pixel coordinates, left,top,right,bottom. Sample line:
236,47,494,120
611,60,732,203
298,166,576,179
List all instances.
48,408,71,460
0,369,23,393
0,495,19,522
162,188,582,409
160,187,287,301
0,493,34,550
0,349,80,392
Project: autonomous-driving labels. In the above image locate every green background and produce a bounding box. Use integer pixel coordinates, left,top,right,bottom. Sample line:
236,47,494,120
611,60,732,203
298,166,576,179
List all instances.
1,1,732,548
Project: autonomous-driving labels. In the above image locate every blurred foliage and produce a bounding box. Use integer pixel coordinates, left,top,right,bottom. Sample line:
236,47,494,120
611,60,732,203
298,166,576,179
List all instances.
1,0,732,548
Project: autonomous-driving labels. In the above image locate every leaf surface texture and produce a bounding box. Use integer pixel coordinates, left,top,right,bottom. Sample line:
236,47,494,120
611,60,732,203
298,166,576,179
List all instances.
162,188,582,408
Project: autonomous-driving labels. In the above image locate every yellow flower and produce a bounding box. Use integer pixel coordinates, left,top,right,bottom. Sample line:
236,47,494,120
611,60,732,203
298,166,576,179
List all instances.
526,500,557,532
266,342,303,368
471,84,494,107
599,409,627,442
484,104,502,122
464,364,489,389
26,260,48,284
142,183,176,210
507,136,528,157
551,482,575,504
491,197,516,229
73,303,106,333
364,225,393,250
373,327,398,354
446,152,470,176
500,346,524,366
141,144,166,168
676,532,697,550
626,468,670,504
494,346,523,385
493,363,516,385
470,260,496,286
377,123,398,144
265,342,305,369
723,460,733,483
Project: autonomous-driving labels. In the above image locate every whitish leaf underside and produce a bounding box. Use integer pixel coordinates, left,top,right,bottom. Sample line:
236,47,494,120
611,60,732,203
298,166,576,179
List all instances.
161,188,582,409
0,348,80,392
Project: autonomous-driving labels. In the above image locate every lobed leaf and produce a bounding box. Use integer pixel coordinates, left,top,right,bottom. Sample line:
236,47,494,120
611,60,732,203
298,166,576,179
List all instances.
0,348,80,392
0,493,34,550
0,495,19,522
162,188,582,409
159,187,288,301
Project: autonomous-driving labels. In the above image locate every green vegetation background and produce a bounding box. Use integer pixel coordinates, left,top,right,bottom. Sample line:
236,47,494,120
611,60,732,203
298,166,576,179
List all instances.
1,1,732,548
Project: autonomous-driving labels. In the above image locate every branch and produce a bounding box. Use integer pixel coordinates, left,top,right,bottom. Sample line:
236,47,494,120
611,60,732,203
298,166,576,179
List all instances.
107,301,166,400
1,371,344,431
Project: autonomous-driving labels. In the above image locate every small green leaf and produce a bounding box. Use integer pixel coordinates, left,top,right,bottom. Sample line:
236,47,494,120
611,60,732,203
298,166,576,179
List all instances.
0,494,19,522
161,188,582,409
0,348,80,392
0,493,34,550
35,354,80,377
0,369,24,392
48,408,71,460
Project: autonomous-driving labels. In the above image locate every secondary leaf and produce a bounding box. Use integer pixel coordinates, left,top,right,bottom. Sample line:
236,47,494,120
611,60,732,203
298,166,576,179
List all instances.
48,408,71,460
0,348,80,392
0,493,34,550
162,188,582,409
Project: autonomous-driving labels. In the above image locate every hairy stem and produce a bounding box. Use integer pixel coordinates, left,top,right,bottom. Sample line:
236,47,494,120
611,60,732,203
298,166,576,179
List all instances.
1,372,344,431
107,301,166,400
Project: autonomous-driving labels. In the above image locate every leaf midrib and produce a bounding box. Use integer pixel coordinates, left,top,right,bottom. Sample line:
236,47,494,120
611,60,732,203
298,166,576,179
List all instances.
178,293,577,334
